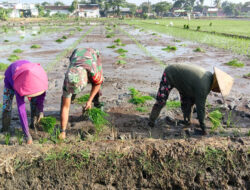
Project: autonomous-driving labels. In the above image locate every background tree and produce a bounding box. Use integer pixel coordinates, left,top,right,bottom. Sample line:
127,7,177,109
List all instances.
140,2,151,14
54,1,65,6
36,4,46,17
152,1,171,16
125,2,137,16
0,8,11,21
69,0,78,12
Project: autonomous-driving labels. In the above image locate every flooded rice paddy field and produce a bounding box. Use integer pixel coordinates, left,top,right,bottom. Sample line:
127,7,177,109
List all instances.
0,20,249,189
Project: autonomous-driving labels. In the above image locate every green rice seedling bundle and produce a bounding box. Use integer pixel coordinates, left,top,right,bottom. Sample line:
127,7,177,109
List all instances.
116,48,128,54
87,108,109,134
13,49,23,54
226,59,244,67
0,63,9,71
208,110,223,131
30,44,41,49
166,100,181,109
116,60,127,65
76,94,90,104
55,38,64,43
129,87,153,105
40,116,57,135
162,46,177,51
107,45,116,48
8,54,20,62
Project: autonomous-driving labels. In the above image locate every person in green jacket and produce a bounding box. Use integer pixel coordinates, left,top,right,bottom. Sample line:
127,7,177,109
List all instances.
149,64,233,135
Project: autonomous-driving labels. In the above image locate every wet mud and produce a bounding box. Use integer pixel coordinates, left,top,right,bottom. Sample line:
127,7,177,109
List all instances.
0,21,249,189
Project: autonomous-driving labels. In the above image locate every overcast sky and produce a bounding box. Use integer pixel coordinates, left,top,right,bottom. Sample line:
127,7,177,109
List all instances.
2,0,250,7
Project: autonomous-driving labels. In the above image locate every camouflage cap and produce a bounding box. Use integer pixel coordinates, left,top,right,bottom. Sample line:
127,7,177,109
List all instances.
65,66,88,95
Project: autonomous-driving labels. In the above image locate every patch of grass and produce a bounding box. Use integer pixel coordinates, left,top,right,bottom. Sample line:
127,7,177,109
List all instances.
8,54,20,62
40,116,57,135
55,38,64,43
162,45,177,51
129,88,153,105
13,49,23,54
30,44,41,49
116,60,127,65
166,100,181,109
204,146,226,167
194,47,205,52
4,40,9,42
116,48,128,54
76,94,90,104
5,133,10,145
226,59,244,67
107,45,116,48
208,110,223,131
0,63,9,71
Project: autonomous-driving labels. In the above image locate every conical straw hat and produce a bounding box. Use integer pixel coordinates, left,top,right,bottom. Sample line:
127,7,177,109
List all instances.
213,67,234,97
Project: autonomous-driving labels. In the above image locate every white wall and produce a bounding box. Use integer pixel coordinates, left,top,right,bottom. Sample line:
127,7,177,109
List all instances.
49,10,70,16
79,9,100,18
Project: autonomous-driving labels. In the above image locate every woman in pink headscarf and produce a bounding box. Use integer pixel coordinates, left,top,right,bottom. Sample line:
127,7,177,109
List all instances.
1,60,48,144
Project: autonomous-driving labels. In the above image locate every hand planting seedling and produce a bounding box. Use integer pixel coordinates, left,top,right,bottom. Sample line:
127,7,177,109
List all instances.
0,63,9,71
208,110,223,131
162,46,177,52
13,49,23,54
226,59,244,67
30,44,41,49
116,48,128,54
8,54,20,62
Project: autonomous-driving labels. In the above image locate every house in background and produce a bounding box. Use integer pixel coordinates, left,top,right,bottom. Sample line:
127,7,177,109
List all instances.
76,4,100,18
107,7,132,17
203,7,224,17
44,6,70,16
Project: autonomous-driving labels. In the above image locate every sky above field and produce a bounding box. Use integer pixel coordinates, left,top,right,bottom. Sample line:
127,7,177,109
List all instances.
2,0,250,7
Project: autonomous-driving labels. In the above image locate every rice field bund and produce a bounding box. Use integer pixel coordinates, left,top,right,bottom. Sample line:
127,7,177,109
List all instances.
0,18,249,189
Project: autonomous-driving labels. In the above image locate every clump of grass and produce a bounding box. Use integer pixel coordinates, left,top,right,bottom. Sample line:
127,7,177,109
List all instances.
129,87,153,105
226,59,244,67
166,100,181,109
30,44,41,49
55,38,64,43
5,133,10,145
107,45,116,48
4,40,9,42
208,110,223,131
162,46,177,51
116,60,127,65
87,108,109,135
40,116,57,135
8,54,20,62
116,48,128,54
194,47,205,52
13,49,23,54
0,63,9,71
76,94,90,104
62,35,67,39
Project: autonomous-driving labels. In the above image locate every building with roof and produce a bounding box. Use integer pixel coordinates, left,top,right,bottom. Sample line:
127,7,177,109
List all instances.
75,4,100,18
44,6,70,16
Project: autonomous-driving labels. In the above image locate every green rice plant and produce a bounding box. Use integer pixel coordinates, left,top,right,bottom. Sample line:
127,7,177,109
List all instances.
76,94,90,104
136,106,148,112
197,26,201,31
226,111,233,128
208,110,223,131
20,26,25,30
8,54,20,62
152,32,157,35
107,45,116,48
162,45,177,51
30,44,41,49
62,35,67,39
166,100,181,109
40,116,57,135
129,88,153,105
106,33,115,38
114,38,121,43
5,133,10,145
194,47,205,52
13,49,23,54
116,42,126,46
209,22,212,27
87,108,109,135
118,54,126,59
4,40,9,42
15,129,23,145
55,38,64,43
116,60,127,65
116,48,128,54
174,39,181,42
39,137,48,144
0,63,9,71
226,59,244,67
50,128,62,144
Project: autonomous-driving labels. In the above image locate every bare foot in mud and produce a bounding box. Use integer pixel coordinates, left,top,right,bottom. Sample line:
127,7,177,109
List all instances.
59,132,66,140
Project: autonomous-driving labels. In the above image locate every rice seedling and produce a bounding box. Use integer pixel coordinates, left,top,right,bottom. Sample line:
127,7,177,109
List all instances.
194,47,205,52
116,60,127,65
15,129,23,145
174,39,181,42
136,106,148,112
4,40,9,42
129,88,153,105
0,63,9,71
13,49,23,54
114,38,121,43
107,45,116,48
76,94,90,104
184,24,189,29
8,54,20,62
55,38,64,43
118,54,126,59
39,137,48,144
226,59,244,67
62,35,67,39
116,48,128,54
20,26,25,30
30,44,41,49
5,133,10,145
162,46,177,51
226,111,233,128
40,116,57,135
76,27,82,31
208,110,223,131
166,100,181,109
152,32,157,35
106,33,115,38
197,26,201,31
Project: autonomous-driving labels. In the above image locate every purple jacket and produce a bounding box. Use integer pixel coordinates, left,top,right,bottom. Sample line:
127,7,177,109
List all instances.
4,60,46,138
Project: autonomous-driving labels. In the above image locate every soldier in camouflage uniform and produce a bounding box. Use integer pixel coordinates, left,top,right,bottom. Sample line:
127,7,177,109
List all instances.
59,48,104,139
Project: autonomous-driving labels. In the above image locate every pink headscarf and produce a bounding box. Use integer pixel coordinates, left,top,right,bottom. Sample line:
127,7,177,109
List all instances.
13,63,48,97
